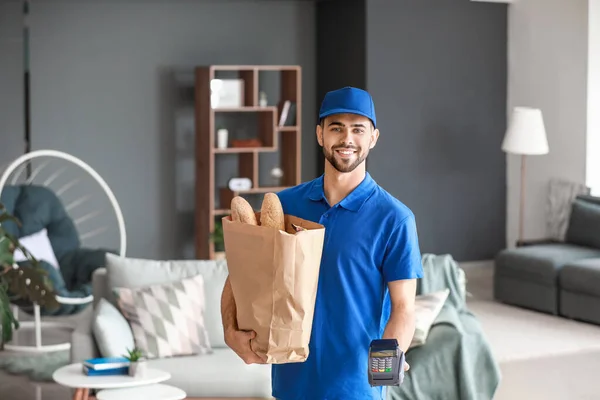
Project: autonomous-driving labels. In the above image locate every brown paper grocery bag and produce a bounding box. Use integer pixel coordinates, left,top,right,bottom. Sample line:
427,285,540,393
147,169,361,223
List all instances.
222,213,325,364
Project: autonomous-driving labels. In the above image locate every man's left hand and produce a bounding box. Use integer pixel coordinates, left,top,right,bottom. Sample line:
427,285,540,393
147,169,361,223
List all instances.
404,361,410,372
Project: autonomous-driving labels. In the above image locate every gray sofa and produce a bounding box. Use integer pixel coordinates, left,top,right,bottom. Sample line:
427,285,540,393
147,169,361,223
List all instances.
71,253,499,400
70,255,272,399
495,195,600,324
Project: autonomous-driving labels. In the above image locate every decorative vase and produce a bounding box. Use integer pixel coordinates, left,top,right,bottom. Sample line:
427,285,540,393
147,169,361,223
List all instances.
217,129,228,149
129,360,147,377
259,91,268,107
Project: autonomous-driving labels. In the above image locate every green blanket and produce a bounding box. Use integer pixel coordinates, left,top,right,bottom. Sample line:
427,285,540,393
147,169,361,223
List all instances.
387,254,501,400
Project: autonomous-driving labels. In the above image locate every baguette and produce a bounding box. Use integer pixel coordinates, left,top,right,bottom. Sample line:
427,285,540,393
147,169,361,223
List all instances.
260,193,285,231
231,196,257,225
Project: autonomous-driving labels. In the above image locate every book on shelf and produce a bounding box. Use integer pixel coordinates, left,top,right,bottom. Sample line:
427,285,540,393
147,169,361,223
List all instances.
278,101,296,127
83,356,130,371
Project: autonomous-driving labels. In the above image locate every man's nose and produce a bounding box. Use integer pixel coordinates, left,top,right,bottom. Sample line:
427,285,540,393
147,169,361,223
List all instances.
341,129,354,145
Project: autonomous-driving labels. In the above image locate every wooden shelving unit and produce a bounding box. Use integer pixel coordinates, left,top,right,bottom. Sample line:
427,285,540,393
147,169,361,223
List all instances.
194,65,302,260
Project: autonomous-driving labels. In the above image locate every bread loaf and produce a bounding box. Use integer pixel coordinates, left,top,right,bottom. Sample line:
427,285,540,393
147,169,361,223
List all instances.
260,193,285,231
231,196,257,225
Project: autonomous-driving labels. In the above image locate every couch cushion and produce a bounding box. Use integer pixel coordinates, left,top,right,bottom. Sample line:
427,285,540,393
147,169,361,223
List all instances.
495,244,600,285
13,185,80,260
566,198,600,250
113,274,212,359
559,258,600,297
92,298,135,358
105,253,229,348
13,228,60,270
146,348,272,398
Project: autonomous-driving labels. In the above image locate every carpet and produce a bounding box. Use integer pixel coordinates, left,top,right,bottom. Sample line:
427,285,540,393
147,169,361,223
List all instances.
0,350,69,381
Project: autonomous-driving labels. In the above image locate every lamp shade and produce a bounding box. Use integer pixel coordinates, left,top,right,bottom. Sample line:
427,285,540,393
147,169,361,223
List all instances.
502,107,549,155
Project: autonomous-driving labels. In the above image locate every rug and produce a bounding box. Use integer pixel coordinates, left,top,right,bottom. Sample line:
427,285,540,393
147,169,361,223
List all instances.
0,350,69,381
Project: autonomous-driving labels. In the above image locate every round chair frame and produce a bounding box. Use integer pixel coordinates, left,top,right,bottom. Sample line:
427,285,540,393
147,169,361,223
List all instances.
0,149,126,353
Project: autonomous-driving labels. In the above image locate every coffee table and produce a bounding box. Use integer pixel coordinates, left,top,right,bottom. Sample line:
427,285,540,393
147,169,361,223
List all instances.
52,363,175,400
96,383,186,400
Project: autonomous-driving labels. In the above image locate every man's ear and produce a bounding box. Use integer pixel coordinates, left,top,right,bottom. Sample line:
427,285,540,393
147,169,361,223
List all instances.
369,128,380,149
316,124,324,147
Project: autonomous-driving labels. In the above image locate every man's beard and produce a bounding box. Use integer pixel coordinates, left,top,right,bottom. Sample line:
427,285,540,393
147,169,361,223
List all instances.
323,144,368,173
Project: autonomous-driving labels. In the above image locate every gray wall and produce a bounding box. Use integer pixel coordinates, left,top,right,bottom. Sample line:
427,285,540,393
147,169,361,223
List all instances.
316,0,366,175
24,0,317,259
0,1,24,169
366,0,508,261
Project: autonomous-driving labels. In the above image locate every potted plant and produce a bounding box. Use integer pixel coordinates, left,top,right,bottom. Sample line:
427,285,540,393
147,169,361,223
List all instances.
0,202,59,350
210,220,225,259
124,347,146,377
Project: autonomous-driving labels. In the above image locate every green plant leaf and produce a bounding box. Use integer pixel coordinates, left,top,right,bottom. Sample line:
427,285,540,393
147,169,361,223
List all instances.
0,281,19,349
0,237,14,266
4,267,59,310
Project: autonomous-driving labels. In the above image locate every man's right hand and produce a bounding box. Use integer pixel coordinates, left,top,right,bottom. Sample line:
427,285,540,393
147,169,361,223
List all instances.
225,328,267,365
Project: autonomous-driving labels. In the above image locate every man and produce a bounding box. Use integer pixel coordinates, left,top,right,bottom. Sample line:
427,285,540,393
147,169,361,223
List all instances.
221,86,424,400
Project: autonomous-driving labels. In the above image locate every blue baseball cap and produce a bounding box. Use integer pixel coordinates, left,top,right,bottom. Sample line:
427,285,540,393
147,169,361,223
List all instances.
319,86,377,128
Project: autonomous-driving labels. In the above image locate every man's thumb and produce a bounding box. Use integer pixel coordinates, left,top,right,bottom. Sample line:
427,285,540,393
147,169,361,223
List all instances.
245,330,256,339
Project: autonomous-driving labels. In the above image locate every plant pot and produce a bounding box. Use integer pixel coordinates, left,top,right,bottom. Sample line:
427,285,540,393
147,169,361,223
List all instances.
129,360,147,377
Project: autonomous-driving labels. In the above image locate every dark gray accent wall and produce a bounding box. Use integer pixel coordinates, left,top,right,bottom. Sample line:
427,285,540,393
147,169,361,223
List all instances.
317,0,507,261
0,1,24,169
27,0,317,259
366,0,507,261
316,0,366,175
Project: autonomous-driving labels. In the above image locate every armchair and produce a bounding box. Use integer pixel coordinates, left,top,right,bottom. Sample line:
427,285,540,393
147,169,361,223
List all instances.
0,149,126,353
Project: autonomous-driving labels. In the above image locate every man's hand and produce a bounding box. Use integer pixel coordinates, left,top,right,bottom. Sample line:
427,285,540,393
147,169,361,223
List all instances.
224,328,267,365
221,277,267,365
404,361,410,372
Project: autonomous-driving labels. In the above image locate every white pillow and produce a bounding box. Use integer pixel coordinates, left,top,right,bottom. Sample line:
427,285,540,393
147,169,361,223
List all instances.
13,228,60,270
93,298,136,358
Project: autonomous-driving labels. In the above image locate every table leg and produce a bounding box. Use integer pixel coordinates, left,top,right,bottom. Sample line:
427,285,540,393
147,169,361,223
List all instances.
72,388,90,400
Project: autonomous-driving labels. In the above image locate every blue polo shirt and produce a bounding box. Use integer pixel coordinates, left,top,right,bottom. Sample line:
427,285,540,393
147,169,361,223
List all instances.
271,172,423,400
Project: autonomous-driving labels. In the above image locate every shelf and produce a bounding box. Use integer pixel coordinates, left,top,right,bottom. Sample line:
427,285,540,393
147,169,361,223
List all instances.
278,126,298,132
235,186,290,195
213,106,277,112
219,186,291,210
211,65,300,72
213,209,230,216
195,64,301,260
213,147,276,154
213,107,277,149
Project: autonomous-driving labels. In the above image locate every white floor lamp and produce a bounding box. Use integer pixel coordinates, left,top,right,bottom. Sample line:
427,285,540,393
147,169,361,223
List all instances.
502,107,549,245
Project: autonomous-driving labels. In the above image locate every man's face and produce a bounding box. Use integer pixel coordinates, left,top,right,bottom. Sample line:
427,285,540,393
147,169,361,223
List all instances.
316,113,379,173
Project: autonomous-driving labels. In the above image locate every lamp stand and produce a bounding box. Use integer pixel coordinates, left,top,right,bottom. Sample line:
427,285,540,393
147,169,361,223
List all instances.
518,154,526,245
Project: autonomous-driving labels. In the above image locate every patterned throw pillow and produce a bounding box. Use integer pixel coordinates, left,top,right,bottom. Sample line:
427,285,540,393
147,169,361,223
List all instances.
113,274,212,359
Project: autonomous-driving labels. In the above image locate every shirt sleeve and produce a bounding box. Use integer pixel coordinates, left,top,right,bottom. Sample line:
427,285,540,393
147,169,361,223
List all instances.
381,214,424,282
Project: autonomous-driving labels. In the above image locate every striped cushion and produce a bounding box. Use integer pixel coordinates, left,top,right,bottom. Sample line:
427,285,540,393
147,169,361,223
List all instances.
113,274,212,359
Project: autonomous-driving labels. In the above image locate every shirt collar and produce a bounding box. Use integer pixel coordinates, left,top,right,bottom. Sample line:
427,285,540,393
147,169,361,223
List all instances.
308,172,376,212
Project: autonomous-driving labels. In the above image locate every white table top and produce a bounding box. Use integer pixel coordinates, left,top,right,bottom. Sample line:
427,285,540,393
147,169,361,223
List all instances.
97,383,186,400
52,363,170,389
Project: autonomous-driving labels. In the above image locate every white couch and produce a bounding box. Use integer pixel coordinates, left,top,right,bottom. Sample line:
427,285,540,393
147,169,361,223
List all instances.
70,255,272,398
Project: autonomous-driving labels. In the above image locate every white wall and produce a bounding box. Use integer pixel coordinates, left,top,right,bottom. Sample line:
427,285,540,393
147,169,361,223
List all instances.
588,0,600,195
507,0,589,246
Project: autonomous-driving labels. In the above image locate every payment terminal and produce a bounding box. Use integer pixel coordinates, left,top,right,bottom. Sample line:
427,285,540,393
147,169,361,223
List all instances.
368,339,405,387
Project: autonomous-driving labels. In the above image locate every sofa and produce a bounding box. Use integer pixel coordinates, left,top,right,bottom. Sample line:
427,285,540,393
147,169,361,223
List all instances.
70,254,272,398
71,252,499,400
495,195,600,324
388,254,501,400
